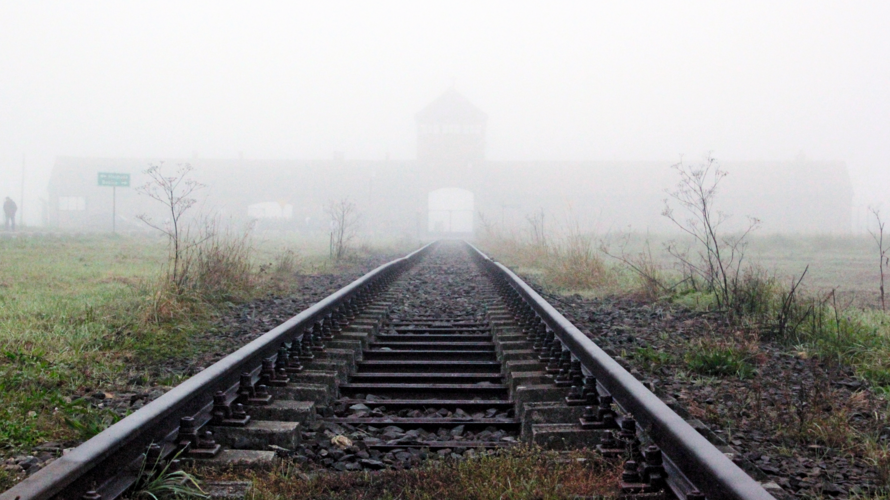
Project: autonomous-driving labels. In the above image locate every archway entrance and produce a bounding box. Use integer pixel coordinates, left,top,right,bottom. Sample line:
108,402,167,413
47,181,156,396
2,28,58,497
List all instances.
428,188,474,234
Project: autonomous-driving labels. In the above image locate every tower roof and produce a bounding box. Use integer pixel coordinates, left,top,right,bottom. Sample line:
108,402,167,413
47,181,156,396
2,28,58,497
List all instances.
416,89,487,124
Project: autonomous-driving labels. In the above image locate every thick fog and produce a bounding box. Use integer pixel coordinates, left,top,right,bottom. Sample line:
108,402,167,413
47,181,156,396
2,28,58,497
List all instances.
1,2,888,228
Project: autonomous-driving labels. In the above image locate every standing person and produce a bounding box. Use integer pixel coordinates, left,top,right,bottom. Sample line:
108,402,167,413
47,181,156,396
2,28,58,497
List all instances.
4,197,16,231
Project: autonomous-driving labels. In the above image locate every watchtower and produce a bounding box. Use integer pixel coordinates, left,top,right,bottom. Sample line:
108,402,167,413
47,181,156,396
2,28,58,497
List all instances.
416,89,487,164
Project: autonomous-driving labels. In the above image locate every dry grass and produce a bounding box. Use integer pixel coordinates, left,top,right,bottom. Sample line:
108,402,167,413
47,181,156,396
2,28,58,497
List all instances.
140,219,307,325
543,234,616,290
477,222,617,293
201,447,620,500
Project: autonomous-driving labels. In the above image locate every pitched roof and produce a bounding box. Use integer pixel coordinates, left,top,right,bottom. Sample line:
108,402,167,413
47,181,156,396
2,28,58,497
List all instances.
415,89,488,124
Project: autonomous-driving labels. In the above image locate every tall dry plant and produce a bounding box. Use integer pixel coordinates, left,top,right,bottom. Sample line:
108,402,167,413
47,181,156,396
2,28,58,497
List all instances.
868,206,889,311
662,154,760,314
184,217,256,302
326,198,361,261
545,232,613,290
478,209,615,291
137,164,262,322
525,208,547,247
600,231,672,299
137,163,207,290
138,217,258,324
539,214,615,290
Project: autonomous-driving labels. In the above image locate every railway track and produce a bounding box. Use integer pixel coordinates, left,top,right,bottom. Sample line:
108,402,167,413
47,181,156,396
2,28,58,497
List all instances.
1,241,778,500
307,245,519,467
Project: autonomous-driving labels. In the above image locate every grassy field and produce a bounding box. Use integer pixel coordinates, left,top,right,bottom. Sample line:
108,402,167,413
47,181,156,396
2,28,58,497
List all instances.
0,235,167,452
0,231,397,489
593,232,886,307
744,234,881,307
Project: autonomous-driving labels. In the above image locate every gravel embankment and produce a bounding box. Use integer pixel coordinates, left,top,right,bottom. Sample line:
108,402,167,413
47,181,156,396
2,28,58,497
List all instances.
540,290,887,498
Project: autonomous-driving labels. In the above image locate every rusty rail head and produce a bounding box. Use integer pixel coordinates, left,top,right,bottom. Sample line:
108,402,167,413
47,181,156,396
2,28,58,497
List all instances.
467,243,776,500
1,242,434,500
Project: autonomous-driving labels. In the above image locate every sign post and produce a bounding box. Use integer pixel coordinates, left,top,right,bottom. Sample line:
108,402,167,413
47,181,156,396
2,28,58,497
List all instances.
98,172,130,233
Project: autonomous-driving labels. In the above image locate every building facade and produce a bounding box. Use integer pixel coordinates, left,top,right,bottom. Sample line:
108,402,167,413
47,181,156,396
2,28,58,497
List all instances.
46,90,854,235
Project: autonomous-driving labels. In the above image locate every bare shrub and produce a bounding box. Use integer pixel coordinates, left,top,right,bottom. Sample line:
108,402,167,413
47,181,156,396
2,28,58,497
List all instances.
662,154,760,316
868,206,889,311
601,232,670,299
326,199,361,261
767,266,810,341
137,164,264,321
136,163,205,289
525,208,547,247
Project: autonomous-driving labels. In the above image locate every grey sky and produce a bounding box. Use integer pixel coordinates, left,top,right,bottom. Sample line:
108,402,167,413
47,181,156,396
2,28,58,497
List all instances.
1,2,888,223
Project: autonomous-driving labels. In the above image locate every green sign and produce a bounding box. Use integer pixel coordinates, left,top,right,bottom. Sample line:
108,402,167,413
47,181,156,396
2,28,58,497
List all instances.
98,172,130,187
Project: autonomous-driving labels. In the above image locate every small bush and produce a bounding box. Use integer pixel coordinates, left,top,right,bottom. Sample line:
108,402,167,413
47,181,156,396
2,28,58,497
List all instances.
634,346,673,369
685,340,757,379
730,266,778,319
132,448,208,500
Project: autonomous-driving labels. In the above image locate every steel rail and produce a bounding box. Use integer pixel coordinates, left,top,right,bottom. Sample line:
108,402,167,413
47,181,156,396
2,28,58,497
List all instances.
467,243,776,500
1,243,433,500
